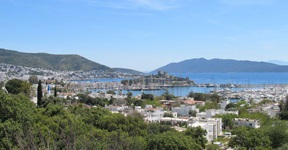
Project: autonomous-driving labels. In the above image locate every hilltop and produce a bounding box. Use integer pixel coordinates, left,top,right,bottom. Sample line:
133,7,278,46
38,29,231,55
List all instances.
152,58,288,73
0,48,111,71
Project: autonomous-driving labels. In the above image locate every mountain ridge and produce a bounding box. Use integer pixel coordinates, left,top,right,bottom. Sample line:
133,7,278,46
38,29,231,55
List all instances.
152,58,288,73
0,48,144,74
0,48,111,71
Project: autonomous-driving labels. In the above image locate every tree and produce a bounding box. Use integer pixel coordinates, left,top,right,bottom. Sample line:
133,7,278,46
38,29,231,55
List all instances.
188,92,221,103
20,81,31,98
134,100,143,106
28,75,38,84
208,93,221,103
161,90,175,100
0,91,38,149
279,111,288,120
184,127,207,149
228,127,271,149
0,91,36,123
147,123,175,135
276,144,288,150
98,113,147,137
127,92,133,99
141,93,154,100
188,92,206,101
147,131,202,150
225,103,236,110
5,79,31,97
106,132,146,150
37,80,43,106
121,80,129,85
279,96,288,120
0,81,4,88
5,79,22,94
198,102,219,112
106,90,116,95
54,86,57,97
0,81,4,92
189,110,197,117
5,79,24,94
216,114,237,130
266,121,288,149
279,100,285,112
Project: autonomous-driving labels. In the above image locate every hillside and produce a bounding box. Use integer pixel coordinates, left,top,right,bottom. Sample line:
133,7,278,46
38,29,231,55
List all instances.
113,68,143,75
152,58,288,73
0,48,111,71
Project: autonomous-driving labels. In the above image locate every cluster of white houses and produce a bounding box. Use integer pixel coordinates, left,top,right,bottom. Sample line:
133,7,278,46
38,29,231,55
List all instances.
35,86,267,142
105,98,263,142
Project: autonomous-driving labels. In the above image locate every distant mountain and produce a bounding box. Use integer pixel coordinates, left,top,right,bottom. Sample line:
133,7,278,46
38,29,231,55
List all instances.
267,60,288,66
152,58,288,73
0,48,111,71
113,68,144,75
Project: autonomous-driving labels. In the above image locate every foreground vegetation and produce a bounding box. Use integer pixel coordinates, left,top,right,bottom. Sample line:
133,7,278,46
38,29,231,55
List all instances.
2,79,288,149
0,89,208,149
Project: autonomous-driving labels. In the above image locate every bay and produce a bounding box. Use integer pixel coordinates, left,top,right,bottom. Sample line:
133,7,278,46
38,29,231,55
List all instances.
172,72,288,84
88,72,288,97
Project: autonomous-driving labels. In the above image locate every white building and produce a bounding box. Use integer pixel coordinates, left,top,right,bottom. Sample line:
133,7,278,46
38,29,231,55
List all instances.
196,109,238,118
172,105,199,116
188,117,223,142
105,105,128,113
142,105,166,123
160,117,189,125
135,106,144,113
144,109,165,123
233,118,261,128
218,100,230,109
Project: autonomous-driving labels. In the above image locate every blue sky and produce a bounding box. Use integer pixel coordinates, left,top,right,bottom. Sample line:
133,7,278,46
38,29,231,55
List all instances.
1,0,288,71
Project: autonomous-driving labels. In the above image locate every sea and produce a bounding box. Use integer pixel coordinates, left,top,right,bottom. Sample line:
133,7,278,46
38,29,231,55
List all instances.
87,73,288,97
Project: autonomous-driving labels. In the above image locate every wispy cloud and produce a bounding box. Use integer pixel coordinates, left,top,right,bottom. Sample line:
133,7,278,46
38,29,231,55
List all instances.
84,0,179,10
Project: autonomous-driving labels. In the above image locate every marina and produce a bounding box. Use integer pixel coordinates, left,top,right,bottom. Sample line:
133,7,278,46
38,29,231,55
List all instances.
66,72,288,97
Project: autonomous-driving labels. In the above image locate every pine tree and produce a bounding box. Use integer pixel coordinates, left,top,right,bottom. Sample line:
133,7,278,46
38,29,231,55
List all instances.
37,80,43,106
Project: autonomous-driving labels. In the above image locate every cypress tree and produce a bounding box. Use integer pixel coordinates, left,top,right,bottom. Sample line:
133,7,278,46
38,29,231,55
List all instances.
37,80,43,106
54,86,57,97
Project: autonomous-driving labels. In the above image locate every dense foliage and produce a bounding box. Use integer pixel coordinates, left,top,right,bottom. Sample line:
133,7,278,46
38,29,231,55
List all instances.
141,93,154,100
5,79,31,97
228,127,271,149
2,78,288,149
279,96,288,120
0,91,208,149
188,91,221,103
28,75,38,84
